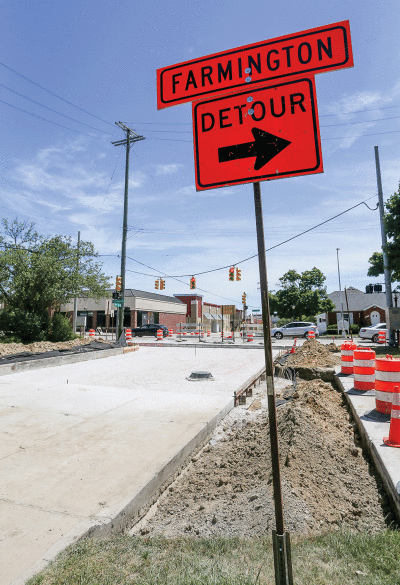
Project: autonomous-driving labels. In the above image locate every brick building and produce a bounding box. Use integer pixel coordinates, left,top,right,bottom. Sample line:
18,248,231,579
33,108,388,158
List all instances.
326,286,390,328
60,289,186,332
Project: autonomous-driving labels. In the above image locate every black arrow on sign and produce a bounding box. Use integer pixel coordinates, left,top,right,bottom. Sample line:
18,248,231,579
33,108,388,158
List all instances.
218,127,291,171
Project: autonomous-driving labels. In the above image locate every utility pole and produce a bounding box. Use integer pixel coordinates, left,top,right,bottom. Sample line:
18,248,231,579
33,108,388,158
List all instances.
112,122,145,340
374,146,394,345
72,231,81,334
336,248,346,338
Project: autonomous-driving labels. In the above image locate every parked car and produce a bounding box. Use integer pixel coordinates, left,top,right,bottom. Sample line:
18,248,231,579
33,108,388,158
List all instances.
359,322,387,343
131,324,169,337
271,321,319,339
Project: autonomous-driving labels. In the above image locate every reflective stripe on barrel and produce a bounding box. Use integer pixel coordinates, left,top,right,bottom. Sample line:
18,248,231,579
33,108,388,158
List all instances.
353,348,375,391
341,341,357,374
375,355,400,414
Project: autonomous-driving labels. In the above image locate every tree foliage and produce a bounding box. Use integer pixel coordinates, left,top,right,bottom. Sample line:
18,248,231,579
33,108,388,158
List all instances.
367,183,400,283
270,267,334,320
0,219,110,340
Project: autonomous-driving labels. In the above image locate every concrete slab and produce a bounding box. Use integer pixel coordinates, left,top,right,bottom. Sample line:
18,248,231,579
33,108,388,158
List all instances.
0,346,267,585
335,369,400,523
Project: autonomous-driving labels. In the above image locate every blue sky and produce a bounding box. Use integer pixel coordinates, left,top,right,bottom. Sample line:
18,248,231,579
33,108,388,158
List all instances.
1,1,400,311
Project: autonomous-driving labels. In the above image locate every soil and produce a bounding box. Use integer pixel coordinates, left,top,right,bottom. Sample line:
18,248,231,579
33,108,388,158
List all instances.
282,339,341,369
132,342,395,539
0,337,101,357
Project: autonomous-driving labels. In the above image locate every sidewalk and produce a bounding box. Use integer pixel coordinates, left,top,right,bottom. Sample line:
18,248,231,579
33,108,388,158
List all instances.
0,346,267,585
335,368,400,523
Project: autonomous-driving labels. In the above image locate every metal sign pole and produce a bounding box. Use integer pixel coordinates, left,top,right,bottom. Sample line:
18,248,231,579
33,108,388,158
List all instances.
253,181,293,585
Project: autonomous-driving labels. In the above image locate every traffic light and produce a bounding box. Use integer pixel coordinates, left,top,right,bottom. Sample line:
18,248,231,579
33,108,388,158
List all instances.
160,279,165,290
229,266,235,281
112,291,120,300
242,293,246,305
365,284,373,294
155,279,159,289
236,267,241,281
116,276,122,291
190,276,196,289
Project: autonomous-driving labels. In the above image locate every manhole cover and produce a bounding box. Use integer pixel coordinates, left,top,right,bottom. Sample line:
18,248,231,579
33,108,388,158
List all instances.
186,371,214,381
363,409,391,422
347,389,375,396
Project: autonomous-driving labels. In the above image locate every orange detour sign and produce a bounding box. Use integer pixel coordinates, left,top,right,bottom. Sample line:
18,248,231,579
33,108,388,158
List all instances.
157,20,353,109
192,77,322,190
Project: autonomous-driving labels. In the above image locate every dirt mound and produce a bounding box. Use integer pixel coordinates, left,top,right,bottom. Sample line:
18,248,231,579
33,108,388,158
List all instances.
283,339,341,368
135,377,394,538
0,337,97,357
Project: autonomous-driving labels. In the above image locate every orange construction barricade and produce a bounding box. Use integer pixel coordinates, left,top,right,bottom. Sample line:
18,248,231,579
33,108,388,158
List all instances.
383,387,400,447
89,329,95,339
340,340,357,374
157,329,164,341
375,355,400,414
353,348,375,391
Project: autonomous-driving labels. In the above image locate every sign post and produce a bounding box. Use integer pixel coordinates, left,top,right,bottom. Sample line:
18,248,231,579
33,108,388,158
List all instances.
254,181,293,583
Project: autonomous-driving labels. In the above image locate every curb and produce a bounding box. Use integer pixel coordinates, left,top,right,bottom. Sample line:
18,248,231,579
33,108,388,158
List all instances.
0,345,139,377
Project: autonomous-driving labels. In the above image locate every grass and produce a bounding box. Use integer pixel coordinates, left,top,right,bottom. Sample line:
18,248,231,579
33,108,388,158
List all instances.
27,529,400,585
374,346,400,357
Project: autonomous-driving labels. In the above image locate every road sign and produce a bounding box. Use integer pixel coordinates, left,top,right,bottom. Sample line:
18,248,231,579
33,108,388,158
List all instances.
192,77,322,190
222,305,236,315
113,300,123,308
157,20,353,109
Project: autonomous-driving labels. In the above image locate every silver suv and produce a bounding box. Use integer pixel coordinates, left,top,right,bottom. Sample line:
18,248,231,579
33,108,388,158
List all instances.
272,321,319,339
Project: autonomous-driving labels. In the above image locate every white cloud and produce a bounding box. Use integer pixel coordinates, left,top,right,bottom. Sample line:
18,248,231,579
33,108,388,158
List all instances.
155,163,183,175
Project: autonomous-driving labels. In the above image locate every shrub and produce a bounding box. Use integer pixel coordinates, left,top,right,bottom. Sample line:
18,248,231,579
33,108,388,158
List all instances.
47,313,75,342
0,309,48,343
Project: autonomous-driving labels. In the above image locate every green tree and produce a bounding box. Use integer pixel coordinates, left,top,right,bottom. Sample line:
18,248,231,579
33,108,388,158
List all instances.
273,267,334,320
367,183,400,283
0,219,110,340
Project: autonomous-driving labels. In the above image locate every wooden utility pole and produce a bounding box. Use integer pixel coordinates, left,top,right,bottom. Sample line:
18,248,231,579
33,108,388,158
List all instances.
112,122,145,339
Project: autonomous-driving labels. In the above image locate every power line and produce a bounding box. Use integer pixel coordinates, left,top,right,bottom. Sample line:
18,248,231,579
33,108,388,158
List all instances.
0,62,115,127
320,114,400,128
0,97,105,140
0,83,113,135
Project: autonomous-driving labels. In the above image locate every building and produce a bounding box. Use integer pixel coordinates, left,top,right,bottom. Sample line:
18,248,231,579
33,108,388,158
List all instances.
174,294,243,332
60,289,186,332
326,286,393,328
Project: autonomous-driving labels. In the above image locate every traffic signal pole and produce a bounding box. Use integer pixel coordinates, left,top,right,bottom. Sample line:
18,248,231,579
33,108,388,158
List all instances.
253,181,293,585
112,123,145,340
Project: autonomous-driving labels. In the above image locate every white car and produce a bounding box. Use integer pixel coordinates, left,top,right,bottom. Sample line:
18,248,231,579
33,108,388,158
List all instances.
272,321,319,339
359,323,387,344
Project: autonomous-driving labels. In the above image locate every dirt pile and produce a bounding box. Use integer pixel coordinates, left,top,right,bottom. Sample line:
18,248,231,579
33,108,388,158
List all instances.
283,339,341,369
0,337,97,357
134,376,394,539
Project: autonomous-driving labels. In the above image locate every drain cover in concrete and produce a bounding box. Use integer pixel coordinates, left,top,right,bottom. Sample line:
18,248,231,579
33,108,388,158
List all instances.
363,409,391,422
347,389,375,396
186,371,214,381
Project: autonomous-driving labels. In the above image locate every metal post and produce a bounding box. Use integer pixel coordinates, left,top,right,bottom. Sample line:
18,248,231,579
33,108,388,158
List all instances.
336,248,346,338
253,182,293,585
374,146,394,345
72,231,80,334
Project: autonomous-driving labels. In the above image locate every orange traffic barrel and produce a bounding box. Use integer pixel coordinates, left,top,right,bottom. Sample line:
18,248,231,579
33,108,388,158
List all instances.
340,341,357,374
89,329,95,339
207,330,211,337
353,347,375,391
383,387,400,447
379,330,386,344
375,355,400,414
125,328,132,341
168,328,173,337
247,333,254,342
308,330,315,339
157,329,164,341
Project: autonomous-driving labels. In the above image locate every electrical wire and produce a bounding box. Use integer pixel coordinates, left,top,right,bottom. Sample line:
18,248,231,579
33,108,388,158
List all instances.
0,97,105,140
0,62,115,127
0,83,113,135
123,196,378,279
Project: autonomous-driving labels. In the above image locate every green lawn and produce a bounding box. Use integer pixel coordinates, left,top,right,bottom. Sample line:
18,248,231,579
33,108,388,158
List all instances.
27,529,400,585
